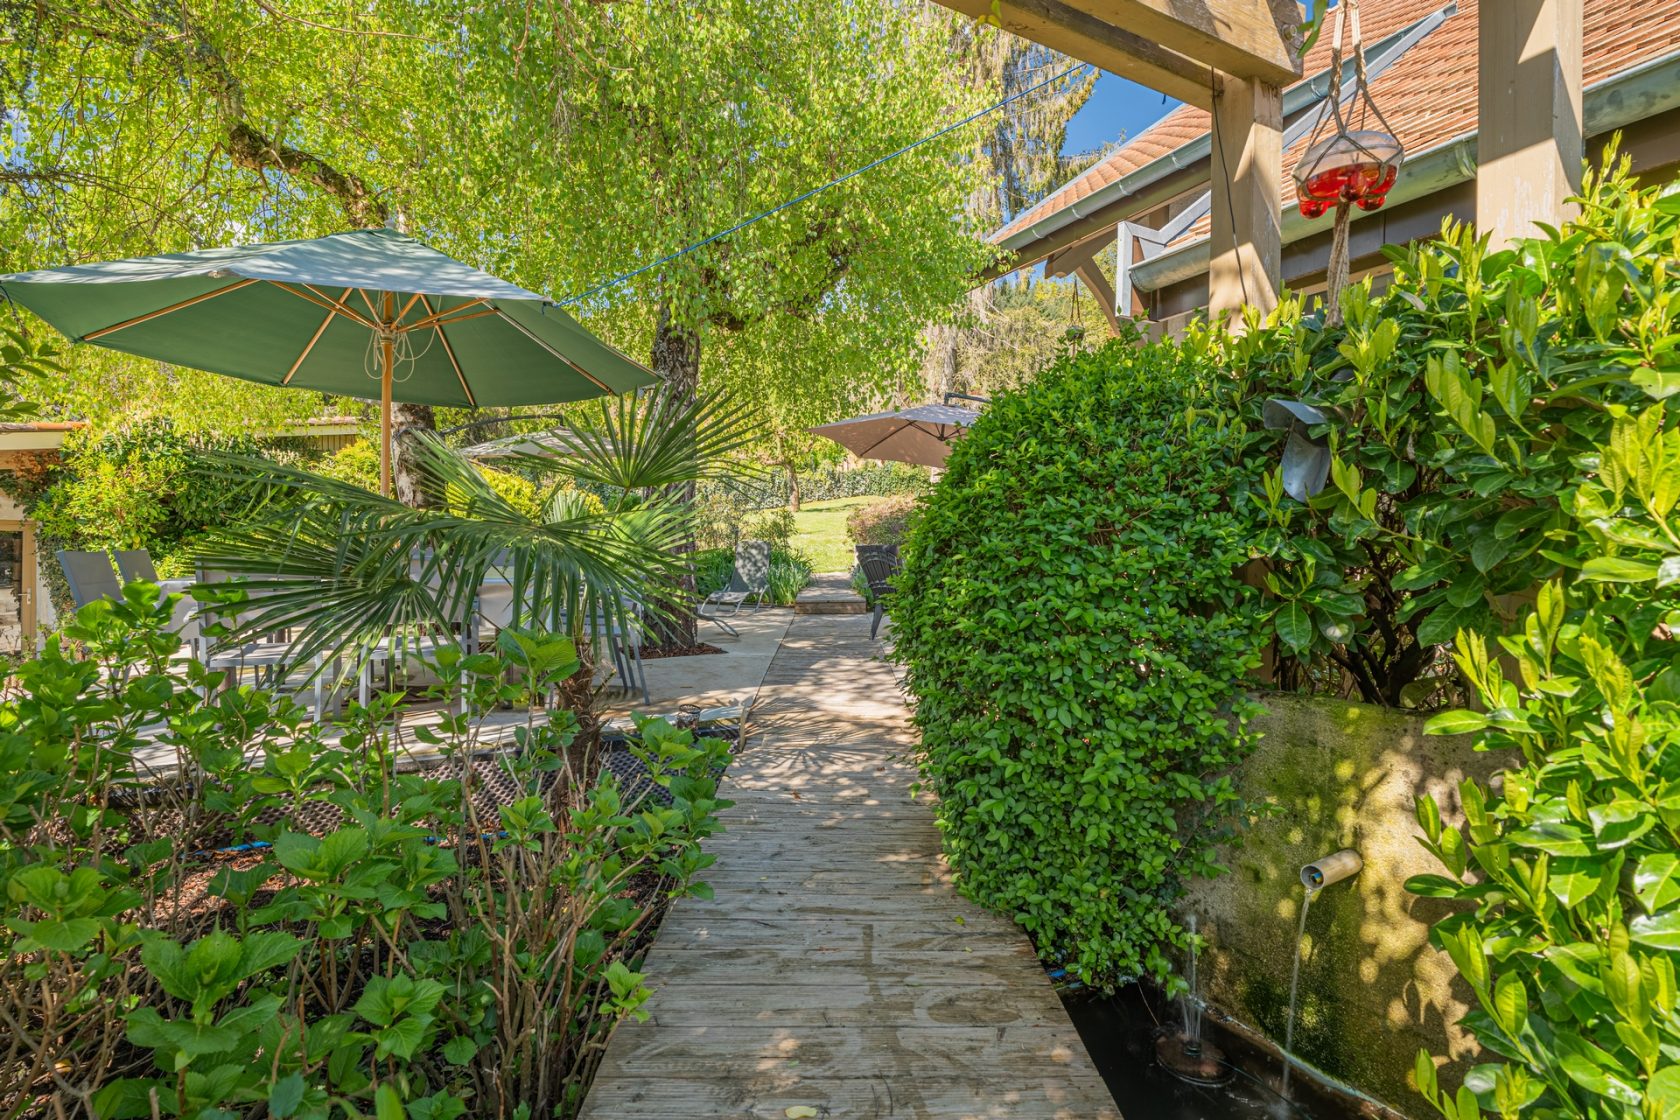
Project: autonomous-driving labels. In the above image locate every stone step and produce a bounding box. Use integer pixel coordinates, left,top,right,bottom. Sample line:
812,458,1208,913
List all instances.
794,570,867,615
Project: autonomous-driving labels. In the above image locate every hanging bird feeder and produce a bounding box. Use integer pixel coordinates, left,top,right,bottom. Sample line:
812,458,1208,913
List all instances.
1291,0,1403,324
1296,130,1403,217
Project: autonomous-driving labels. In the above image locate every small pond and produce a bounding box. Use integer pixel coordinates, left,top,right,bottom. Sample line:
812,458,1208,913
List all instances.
1064,983,1376,1120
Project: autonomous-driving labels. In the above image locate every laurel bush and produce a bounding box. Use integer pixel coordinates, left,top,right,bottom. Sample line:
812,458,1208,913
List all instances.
890,330,1270,988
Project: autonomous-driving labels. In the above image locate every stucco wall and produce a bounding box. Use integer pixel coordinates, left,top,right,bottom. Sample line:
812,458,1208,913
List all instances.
1182,692,1508,1115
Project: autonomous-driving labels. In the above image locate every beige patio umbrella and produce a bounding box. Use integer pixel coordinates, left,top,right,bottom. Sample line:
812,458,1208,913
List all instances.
809,402,981,468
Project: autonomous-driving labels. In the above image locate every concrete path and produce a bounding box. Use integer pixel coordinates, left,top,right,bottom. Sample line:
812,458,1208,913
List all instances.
580,614,1119,1120
599,608,791,720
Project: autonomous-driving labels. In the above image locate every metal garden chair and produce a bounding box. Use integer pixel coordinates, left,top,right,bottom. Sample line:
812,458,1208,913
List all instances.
854,544,900,641
114,549,160,583
56,549,124,609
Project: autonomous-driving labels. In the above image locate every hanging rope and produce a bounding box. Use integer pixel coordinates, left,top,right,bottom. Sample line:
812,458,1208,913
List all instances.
1294,0,1403,327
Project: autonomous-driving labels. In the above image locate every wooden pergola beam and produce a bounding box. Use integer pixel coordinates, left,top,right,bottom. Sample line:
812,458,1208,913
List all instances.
1476,0,1583,243
1079,0,1302,84
1208,71,1283,322
941,0,1218,108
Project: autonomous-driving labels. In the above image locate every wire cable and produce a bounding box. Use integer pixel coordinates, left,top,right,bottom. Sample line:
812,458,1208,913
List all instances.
559,62,1093,307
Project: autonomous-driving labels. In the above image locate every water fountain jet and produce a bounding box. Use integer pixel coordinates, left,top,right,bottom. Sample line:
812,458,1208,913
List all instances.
1155,913,1234,1086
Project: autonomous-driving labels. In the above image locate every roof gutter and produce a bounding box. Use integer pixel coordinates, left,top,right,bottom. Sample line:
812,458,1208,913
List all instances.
994,10,1455,255
1129,46,1680,295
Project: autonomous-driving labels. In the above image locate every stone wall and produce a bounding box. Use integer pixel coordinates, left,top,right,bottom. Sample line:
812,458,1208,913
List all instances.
1182,692,1509,1115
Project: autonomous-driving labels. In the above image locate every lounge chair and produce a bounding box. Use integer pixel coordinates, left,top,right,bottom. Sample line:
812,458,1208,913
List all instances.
114,549,160,583
703,540,771,617
56,550,123,608
854,544,900,640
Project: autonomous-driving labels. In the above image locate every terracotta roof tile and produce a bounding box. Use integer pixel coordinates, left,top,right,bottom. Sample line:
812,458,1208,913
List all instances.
996,0,1680,247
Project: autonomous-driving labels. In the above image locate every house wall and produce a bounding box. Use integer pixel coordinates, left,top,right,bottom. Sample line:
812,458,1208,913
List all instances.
1181,692,1506,1115
1149,105,1680,324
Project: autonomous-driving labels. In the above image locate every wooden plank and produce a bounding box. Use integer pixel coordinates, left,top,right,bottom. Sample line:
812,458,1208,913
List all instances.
580,1077,1119,1120
639,982,1071,1029
578,614,1116,1120
643,955,1037,989
595,1024,1099,1081
938,0,1215,109
656,894,996,925
654,918,1023,951
1081,0,1299,82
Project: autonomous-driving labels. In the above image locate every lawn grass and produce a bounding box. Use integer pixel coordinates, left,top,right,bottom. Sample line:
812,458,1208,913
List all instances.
790,495,872,573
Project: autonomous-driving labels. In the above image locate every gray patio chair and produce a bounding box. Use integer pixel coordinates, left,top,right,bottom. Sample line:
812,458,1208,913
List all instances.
357,550,483,710
114,549,160,583
194,566,330,720
855,544,900,641
704,540,771,616
57,549,124,609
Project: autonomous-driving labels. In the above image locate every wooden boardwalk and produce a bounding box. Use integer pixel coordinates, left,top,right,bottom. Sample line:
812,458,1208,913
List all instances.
580,614,1120,1120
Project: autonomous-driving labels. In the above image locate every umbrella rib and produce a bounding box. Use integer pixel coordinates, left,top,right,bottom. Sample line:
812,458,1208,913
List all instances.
273,283,377,331
283,287,351,385
83,278,259,341
853,421,911,459
490,307,611,392
398,292,424,320
402,298,490,331
356,288,383,323
417,294,476,408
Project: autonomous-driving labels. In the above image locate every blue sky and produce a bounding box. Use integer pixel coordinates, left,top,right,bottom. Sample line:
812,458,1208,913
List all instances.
1061,73,1181,156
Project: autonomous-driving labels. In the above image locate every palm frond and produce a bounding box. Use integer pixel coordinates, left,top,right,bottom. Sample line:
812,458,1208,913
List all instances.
556,387,765,494
187,390,753,676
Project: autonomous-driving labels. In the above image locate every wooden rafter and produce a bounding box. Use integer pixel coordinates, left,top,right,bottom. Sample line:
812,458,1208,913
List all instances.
935,0,1299,106
942,0,1217,108
1080,0,1301,84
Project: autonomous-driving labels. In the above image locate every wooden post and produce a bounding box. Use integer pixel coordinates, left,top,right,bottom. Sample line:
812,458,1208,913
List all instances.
1476,0,1583,244
1208,72,1283,327
380,291,395,498
379,346,393,498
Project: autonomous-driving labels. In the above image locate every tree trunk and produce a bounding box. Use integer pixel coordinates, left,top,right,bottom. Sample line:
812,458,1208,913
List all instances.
390,400,439,509
784,456,801,513
648,304,700,648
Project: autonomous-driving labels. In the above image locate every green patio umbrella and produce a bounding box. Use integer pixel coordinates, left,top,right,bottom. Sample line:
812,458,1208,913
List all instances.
0,228,654,495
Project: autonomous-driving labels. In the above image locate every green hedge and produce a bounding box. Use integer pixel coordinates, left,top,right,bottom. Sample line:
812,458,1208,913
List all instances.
697,461,930,515
890,332,1270,989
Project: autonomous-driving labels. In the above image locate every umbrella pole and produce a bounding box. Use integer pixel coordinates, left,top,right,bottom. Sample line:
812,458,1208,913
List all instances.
380,331,394,498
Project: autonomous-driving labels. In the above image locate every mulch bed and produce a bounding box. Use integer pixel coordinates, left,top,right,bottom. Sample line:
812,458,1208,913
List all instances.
639,642,725,659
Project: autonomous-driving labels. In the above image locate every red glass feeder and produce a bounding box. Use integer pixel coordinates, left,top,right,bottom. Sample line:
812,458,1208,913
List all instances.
1294,130,1402,219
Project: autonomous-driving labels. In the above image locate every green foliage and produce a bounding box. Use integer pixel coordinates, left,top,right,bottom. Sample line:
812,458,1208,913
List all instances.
1219,155,1680,712
0,589,730,1117
890,330,1269,989
846,493,919,548
314,438,381,492
693,546,812,607
741,508,796,551
0,320,56,425
31,421,269,577
1397,168,1680,1118
195,388,761,678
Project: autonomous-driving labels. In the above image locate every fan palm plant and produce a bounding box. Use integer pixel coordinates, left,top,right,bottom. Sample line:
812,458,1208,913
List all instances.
190,388,761,709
